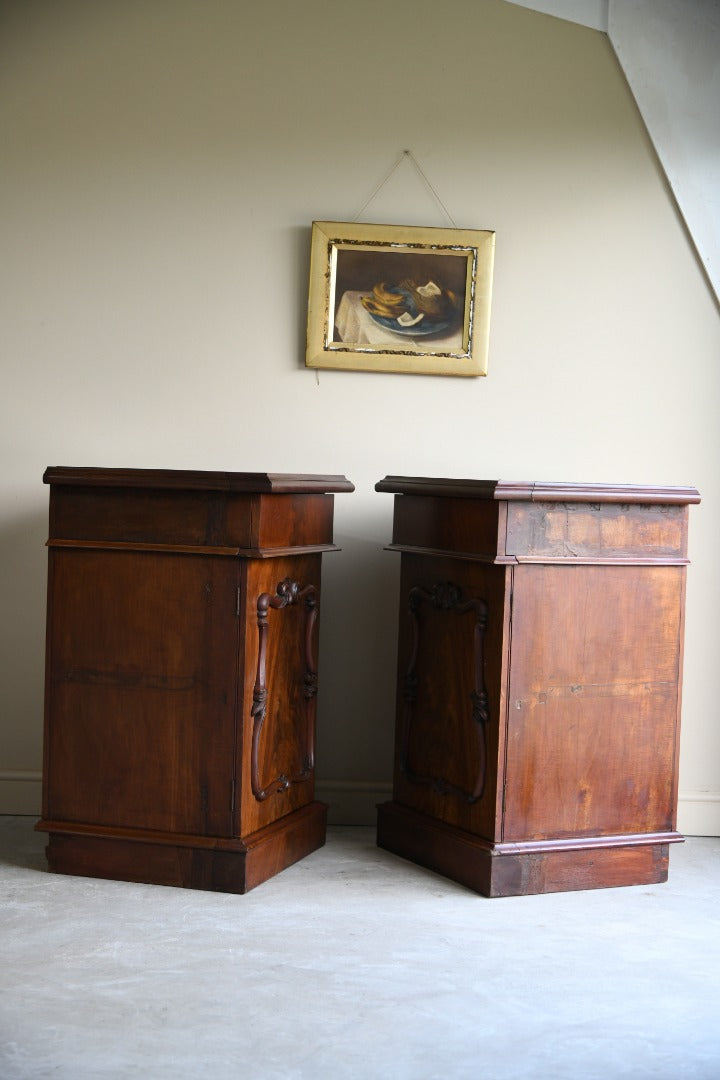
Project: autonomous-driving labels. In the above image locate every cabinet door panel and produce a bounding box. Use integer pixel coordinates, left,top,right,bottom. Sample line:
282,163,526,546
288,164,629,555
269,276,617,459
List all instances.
504,564,684,841
45,549,239,836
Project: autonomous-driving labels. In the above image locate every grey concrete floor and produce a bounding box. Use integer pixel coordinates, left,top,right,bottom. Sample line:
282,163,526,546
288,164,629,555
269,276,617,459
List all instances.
1,818,719,1080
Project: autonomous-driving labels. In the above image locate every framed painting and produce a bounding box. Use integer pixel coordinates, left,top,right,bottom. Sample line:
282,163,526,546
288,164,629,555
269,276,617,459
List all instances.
305,220,495,377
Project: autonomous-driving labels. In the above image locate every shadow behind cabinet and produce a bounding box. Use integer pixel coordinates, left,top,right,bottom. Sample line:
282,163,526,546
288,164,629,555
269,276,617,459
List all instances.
37,468,354,893
375,477,700,897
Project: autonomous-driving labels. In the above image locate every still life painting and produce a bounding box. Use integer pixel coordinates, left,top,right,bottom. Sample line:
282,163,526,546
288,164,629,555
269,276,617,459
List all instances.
305,221,495,376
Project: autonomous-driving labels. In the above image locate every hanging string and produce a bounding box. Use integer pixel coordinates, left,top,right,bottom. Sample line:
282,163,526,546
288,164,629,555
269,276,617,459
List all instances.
353,149,458,228
404,150,458,228
352,151,407,221
315,150,458,385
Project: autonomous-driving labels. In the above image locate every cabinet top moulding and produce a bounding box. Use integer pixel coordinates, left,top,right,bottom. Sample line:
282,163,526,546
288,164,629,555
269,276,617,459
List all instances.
44,467,355,495
44,467,354,557
375,476,700,505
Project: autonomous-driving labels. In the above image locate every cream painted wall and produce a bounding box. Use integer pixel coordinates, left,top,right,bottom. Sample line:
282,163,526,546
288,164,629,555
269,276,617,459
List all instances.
1,0,718,831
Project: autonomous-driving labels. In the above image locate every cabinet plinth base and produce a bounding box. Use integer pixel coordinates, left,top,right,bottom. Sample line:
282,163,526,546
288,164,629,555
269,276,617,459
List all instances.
38,802,328,895
377,802,682,897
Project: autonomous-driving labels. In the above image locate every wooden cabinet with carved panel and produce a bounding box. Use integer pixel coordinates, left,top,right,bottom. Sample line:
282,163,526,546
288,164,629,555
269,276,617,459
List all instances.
375,477,700,896
37,467,354,893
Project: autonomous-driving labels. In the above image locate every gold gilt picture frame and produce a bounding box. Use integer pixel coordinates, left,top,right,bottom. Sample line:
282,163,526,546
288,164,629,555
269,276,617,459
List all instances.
305,220,495,377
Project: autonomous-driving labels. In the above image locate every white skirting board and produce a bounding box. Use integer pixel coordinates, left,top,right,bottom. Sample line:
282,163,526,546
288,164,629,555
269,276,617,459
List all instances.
2,772,718,835
316,780,394,826
677,792,720,839
321,783,720,836
0,771,42,815
0,773,396,826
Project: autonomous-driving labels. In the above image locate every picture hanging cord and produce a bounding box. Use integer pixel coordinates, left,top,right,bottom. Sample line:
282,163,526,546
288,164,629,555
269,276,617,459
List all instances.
353,149,458,228
316,150,457,384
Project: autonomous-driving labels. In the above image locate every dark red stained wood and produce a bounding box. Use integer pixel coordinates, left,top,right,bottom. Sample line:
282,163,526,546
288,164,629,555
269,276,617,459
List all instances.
44,803,327,894
503,563,686,841
239,554,324,836
44,466,354,494
251,494,336,550
377,802,675,897
390,554,511,842
43,547,239,837
48,488,340,554
375,476,700,505
37,468,351,893
389,496,504,560
376,477,698,896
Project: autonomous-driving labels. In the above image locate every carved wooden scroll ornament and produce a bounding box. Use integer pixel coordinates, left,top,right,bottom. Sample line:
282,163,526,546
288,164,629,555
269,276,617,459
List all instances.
251,578,318,802
402,582,489,803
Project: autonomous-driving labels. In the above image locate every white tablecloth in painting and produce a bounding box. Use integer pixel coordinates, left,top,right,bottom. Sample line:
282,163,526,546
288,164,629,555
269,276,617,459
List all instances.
335,291,464,351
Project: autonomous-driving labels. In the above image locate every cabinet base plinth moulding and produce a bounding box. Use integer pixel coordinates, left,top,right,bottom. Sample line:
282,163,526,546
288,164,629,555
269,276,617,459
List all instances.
377,802,682,897
39,802,328,895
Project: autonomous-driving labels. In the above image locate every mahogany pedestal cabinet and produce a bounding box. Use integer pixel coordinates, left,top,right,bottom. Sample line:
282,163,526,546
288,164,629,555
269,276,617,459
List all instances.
37,467,354,893
375,476,700,897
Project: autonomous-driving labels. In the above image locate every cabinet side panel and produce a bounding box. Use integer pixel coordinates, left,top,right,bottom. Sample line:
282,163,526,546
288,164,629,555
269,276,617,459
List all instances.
504,564,684,841
253,494,335,549
392,496,502,558
44,549,238,837
41,548,57,821
391,554,510,840
239,554,323,835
